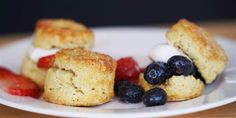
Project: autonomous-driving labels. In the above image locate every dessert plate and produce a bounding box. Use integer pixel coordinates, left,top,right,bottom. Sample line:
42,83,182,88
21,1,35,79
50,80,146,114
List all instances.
0,27,236,118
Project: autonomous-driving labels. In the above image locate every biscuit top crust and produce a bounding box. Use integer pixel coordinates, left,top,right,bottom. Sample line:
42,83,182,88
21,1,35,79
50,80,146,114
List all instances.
167,19,228,63
36,19,87,31
166,19,228,83
54,48,116,73
33,19,94,49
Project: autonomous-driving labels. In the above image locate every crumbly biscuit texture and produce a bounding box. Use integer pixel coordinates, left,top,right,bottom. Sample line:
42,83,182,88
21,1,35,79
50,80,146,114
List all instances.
166,19,228,84
43,48,117,106
20,56,46,89
139,73,205,101
33,19,94,49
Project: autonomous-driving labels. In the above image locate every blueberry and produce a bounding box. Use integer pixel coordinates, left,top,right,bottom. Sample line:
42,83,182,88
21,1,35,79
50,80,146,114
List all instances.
142,87,167,106
167,56,194,76
120,84,144,103
190,65,197,77
144,62,171,85
192,68,206,83
114,80,131,96
185,64,206,83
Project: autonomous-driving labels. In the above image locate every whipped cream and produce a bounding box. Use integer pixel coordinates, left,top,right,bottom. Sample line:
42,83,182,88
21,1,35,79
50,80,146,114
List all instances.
149,43,189,63
28,46,59,62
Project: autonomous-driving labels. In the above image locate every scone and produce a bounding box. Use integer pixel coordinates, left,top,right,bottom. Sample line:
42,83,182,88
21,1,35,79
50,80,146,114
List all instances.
21,19,94,88
140,19,227,101
139,73,204,101
43,48,117,106
33,19,94,49
166,19,228,84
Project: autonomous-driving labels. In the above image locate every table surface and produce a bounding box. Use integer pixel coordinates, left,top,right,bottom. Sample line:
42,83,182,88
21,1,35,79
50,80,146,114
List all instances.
0,20,236,118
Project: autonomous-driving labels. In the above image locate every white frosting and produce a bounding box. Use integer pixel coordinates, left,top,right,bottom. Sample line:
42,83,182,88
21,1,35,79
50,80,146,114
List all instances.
149,43,189,63
28,46,59,62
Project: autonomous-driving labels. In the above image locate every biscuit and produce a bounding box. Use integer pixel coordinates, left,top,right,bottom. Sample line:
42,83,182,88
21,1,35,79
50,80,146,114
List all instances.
139,73,204,101
43,48,117,106
21,19,94,88
166,19,228,84
33,19,94,49
20,56,46,88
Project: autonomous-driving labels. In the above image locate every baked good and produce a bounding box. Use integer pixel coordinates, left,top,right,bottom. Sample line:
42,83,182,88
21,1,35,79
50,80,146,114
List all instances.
21,56,47,88
43,48,117,106
33,19,94,49
21,19,94,88
166,19,228,84
139,73,204,101
140,19,227,101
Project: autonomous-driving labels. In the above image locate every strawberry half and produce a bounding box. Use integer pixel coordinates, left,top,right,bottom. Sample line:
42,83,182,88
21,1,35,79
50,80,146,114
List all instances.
37,54,55,69
0,67,40,97
0,67,13,75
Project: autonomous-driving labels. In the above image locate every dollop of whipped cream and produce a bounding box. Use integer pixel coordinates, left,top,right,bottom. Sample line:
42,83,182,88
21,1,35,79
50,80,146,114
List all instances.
28,46,59,62
149,43,189,63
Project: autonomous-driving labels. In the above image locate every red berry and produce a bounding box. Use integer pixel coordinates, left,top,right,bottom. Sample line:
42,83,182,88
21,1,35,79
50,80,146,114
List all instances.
0,67,40,97
140,67,145,73
37,54,55,69
0,67,14,76
115,57,140,84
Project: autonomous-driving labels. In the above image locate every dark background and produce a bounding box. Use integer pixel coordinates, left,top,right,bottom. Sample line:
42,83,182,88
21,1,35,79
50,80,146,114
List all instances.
0,0,235,34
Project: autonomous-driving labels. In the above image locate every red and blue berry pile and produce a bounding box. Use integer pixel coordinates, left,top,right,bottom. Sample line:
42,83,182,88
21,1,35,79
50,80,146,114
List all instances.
114,55,201,107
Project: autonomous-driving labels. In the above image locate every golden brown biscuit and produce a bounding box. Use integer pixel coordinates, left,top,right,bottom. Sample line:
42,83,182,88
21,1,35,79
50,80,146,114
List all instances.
166,19,228,84
33,19,94,49
43,48,117,106
21,19,94,88
139,73,204,101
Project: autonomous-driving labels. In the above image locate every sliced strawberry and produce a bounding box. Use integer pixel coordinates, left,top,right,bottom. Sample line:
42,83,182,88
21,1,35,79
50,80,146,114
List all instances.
0,67,40,97
0,67,11,73
115,57,140,84
37,54,55,69
0,67,13,76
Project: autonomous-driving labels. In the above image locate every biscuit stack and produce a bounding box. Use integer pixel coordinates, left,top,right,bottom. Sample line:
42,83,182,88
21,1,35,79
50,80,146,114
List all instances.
21,19,94,88
139,19,228,101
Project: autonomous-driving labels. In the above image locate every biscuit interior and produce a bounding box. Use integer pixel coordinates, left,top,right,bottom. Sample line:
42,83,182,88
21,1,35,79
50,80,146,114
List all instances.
139,73,205,101
20,55,46,89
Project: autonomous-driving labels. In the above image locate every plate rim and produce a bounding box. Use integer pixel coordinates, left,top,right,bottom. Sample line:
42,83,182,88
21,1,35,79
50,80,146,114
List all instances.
1,94,236,118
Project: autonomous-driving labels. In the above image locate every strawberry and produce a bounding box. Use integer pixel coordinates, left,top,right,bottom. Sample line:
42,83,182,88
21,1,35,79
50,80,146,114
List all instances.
0,67,40,97
0,67,13,75
140,67,145,73
37,54,55,69
115,57,140,84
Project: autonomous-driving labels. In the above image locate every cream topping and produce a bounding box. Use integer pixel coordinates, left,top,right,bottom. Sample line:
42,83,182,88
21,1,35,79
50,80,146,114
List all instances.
28,46,59,62
149,43,190,63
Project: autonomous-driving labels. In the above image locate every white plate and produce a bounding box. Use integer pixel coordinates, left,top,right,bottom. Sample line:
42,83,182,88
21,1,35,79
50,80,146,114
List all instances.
0,27,236,118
